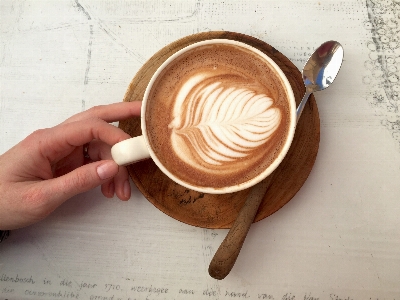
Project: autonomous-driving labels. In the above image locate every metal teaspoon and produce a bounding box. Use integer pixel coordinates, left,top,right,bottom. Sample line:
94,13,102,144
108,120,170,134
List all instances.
208,40,344,280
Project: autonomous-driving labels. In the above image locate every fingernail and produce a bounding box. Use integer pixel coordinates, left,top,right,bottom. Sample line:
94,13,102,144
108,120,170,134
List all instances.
97,161,117,180
123,180,131,199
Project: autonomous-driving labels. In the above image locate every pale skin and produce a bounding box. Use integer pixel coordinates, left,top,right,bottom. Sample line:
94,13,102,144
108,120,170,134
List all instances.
0,101,142,230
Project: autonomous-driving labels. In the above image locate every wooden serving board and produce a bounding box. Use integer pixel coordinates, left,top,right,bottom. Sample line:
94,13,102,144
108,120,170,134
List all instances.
119,31,320,229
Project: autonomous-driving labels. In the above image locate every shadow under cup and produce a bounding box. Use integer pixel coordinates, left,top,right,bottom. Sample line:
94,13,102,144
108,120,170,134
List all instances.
112,39,296,194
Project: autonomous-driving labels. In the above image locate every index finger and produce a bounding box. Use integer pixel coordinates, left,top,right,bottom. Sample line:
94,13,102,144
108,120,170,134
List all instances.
39,118,132,162
64,101,142,124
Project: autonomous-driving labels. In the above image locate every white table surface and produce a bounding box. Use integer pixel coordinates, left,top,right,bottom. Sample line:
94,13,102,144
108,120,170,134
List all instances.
1,1,399,299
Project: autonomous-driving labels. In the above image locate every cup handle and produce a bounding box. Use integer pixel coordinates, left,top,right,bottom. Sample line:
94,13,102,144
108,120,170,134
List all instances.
111,136,150,166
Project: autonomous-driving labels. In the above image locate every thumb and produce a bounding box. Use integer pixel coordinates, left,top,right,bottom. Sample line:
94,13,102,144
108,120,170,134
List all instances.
45,160,119,206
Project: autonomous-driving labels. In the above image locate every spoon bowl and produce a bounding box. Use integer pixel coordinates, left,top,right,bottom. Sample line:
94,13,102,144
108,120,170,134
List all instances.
296,40,344,121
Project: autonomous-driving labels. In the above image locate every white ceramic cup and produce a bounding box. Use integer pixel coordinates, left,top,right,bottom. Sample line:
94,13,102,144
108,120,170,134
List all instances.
111,39,296,194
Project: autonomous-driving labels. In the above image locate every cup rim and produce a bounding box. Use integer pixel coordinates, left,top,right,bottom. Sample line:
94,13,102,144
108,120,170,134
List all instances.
141,39,296,194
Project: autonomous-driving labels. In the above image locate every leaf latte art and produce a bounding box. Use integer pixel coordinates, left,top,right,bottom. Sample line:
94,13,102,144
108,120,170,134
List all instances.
168,73,282,172
145,42,292,191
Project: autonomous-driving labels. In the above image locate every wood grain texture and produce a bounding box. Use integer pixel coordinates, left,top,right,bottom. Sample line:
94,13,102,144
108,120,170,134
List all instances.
119,31,320,229
208,179,270,279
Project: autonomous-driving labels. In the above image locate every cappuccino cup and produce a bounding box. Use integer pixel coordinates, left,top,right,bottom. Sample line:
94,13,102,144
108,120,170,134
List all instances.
111,39,296,194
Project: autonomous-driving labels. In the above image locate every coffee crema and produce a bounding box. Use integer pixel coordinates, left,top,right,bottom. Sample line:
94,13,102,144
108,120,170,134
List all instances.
145,43,292,191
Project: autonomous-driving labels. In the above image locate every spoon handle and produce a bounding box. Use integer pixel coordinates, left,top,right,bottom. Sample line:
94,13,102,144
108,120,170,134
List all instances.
296,91,311,123
208,179,269,280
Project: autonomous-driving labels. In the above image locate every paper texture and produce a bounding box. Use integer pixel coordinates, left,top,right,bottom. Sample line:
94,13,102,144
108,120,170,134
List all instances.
1,0,399,299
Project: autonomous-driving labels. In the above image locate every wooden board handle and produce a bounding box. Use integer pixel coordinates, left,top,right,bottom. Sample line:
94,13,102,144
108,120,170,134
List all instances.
208,180,269,279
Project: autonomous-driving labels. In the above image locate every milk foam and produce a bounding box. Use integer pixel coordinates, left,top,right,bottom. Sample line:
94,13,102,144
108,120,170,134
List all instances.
168,71,282,169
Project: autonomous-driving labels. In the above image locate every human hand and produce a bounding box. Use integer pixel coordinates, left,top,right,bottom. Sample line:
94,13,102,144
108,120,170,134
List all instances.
0,101,141,230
